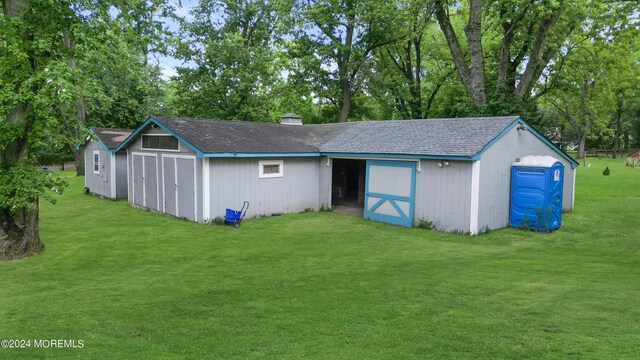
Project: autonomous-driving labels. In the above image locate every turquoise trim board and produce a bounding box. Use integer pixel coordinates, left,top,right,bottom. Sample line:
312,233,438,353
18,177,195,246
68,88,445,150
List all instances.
322,152,472,161
473,118,579,169
364,160,416,227
203,152,320,158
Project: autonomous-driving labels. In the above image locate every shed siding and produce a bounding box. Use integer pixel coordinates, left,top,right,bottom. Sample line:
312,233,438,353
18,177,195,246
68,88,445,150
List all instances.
127,127,203,222
207,158,320,219
115,151,128,199
84,140,113,198
477,126,576,230
319,156,332,208
414,160,473,232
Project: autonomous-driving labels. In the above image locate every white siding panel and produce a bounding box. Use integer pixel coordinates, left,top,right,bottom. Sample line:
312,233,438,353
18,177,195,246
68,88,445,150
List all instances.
414,160,473,232
207,158,320,219
84,140,113,198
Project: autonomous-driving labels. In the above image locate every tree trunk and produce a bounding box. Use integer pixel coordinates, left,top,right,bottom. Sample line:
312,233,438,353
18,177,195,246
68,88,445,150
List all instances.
1,0,43,259
435,0,486,108
576,133,587,160
338,80,351,123
0,204,41,259
63,30,86,176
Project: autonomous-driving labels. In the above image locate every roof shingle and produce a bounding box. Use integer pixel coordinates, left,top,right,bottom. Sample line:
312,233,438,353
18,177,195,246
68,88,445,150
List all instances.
151,115,520,157
91,127,134,149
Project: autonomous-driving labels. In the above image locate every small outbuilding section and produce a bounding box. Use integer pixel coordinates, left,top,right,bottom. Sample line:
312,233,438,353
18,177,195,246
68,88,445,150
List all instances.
82,127,133,199
626,149,640,167
510,156,564,231
113,115,578,234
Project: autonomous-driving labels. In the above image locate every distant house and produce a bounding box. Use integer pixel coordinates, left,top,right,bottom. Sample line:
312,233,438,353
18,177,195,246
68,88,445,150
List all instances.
110,115,578,234
82,127,133,199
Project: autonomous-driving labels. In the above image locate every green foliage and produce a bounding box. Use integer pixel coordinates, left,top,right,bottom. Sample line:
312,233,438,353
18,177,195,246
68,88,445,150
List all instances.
211,216,226,225
0,165,67,211
416,218,435,230
171,0,285,121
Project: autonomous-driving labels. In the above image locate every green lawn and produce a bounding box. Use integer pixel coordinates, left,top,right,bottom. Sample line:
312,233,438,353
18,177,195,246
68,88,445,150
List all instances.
1,158,639,359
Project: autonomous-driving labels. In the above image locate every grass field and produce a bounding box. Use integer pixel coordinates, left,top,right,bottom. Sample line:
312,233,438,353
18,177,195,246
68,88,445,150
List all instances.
1,157,639,359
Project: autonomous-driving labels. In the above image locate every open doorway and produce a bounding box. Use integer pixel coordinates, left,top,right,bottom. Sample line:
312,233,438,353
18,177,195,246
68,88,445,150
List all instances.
331,159,366,216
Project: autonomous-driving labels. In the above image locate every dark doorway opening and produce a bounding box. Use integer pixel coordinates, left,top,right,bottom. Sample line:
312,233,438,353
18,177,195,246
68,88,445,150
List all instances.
332,159,365,216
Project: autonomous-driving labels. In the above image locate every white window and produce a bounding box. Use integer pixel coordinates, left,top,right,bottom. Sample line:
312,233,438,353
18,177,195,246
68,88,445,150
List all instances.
93,151,100,174
141,135,179,151
259,160,283,178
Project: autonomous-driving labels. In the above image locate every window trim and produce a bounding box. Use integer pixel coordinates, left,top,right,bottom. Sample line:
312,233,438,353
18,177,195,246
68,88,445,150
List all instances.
258,160,283,178
93,150,100,175
140,134,180,152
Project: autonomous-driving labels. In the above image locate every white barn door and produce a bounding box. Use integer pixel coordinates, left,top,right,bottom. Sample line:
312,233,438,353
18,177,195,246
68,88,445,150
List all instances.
132,153,159,210
162,154,197,221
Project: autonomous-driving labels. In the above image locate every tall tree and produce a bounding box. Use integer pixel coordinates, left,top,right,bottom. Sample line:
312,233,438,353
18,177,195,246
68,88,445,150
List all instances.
172,0,284,121
368,1,460,119
0,0,169,258
433,0,578,111
541,1,639,159
293,0,403,122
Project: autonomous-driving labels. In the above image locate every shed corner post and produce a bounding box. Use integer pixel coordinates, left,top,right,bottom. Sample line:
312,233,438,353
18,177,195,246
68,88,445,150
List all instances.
469,160,481,235
202,157,210,223
110,152,116,198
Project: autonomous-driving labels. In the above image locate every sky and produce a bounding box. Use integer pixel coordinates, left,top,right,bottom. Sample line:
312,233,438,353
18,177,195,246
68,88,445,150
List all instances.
151,0,197,79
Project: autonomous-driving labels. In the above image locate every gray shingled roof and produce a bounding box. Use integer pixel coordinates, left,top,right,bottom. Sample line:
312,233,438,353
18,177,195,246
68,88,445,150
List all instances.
153,117,321,153
312,117,520,156
149,116,520,157
91,127,134,149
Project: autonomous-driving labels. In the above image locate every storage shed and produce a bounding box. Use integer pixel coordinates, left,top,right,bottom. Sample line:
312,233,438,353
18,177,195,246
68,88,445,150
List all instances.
83,127,133,199
114,115,578,234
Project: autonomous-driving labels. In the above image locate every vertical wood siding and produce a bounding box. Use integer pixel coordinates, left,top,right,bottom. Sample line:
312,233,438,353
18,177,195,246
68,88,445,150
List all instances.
414,160,473,232
115,151,128,198
127,127,202,221
319,157,332,208
477,126,576,230
207,158,320,219
84,140,113,198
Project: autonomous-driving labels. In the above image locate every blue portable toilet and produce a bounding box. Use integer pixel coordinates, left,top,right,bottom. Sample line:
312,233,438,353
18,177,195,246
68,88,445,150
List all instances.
510,155,564,231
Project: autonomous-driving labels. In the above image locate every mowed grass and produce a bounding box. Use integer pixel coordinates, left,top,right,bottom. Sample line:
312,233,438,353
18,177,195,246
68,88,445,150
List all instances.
1,158,639,359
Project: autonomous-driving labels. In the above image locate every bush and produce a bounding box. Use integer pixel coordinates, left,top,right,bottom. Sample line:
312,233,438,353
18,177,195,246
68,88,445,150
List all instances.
416,218,434,230
210,217,225,225
603,167,611,176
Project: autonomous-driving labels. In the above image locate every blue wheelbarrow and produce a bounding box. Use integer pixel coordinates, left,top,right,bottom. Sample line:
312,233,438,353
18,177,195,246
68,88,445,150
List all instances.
225,201,249,228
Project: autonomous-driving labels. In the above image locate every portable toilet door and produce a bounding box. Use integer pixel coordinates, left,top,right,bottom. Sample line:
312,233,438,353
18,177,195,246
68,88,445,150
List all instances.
510,155,564,231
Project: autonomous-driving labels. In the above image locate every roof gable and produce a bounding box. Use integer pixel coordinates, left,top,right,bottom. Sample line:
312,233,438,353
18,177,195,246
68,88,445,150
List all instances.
87,127,134,150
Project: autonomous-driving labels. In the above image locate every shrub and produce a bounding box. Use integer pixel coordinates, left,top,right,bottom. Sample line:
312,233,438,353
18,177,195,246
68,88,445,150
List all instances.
416,218,434,230
211,217,225,225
